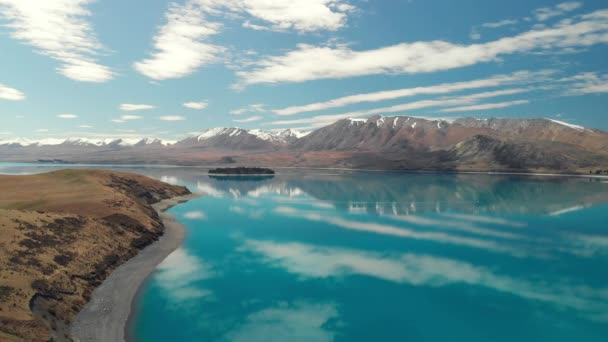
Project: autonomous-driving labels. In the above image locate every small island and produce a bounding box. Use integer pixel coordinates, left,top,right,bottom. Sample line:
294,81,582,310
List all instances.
208,167,275,175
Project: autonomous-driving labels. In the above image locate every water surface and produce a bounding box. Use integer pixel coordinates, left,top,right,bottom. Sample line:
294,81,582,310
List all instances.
135,170,608,342
1,164,607,341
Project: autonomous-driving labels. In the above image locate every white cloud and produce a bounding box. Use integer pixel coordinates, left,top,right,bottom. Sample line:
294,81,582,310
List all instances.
57,114,78,119
79,125,93,128
273,70,554,116
232,0,355,32
183,100,208,109
111,115,143,123
184,210,207,219
236,9,608,86
534,2,582,21
134,0,356,80
268,89,530,128
440,100,530,112
242,20,271,31
119,103,156,111
0,83,25,100
561,72,608,95
160,115,186,121
133,1,224,80
233,115,263,123
231,103,267,115
0,0,113,82
120,115,143,120
481,19,518,28
469,18,518,42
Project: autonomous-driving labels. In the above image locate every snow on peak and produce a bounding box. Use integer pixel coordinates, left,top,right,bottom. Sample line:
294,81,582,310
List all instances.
290,129,311,138
137,137,162,145
64,137,120,146
347,118,366,125
546,119,590,132
0,138,74,146
197,127,243,141
194,127,308,143
249,129,274,141
0,137,169,147
250,129,309,143
273,128,310,139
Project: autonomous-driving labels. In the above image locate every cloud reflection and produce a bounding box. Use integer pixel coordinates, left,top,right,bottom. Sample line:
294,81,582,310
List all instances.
274,206,524,256
184,210,207,220
223,301,338,342
439,213,527,228
383,213,523,240
230,205,265,219
156,248,215,301
241,239,608,321
160,175,181,185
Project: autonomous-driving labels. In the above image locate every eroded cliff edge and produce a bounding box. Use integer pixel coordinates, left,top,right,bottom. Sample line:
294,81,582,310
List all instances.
0,169,190,341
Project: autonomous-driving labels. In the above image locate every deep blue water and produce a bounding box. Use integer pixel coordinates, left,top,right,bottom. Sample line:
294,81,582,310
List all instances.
1,164,607,341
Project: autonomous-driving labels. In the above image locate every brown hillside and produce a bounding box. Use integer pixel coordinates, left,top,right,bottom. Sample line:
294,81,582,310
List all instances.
0,170,190,341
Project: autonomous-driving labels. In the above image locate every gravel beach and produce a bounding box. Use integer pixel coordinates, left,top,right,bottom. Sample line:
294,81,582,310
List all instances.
70,194,199,342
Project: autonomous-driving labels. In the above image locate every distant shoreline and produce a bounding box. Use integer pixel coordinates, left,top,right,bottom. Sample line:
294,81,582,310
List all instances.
1,162,607,179
69,193,200,342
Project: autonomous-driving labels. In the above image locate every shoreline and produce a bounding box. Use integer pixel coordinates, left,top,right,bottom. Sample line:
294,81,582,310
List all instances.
69,193,200,342
1,162,607,179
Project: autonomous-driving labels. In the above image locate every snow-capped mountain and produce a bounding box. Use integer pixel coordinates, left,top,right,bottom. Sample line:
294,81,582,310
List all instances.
193,128,309,144
250,129,310,144
293,115,606,152
0,137,172,147
0,128,310,150
174,128,310,150
1,116,607,172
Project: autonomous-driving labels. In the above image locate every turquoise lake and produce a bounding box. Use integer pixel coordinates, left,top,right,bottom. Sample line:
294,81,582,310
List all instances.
1,164,607,341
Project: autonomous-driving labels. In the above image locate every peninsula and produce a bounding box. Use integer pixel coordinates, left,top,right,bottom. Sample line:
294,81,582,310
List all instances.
0,169,192,341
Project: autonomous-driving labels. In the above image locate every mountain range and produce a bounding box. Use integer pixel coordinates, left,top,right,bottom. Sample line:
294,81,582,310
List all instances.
2,116,608,173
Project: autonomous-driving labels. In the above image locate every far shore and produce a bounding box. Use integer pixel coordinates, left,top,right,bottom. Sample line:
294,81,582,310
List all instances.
1,162,607,179
69,193,200,342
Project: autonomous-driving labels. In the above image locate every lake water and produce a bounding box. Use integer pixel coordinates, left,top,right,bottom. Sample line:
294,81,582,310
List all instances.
1,164,607,341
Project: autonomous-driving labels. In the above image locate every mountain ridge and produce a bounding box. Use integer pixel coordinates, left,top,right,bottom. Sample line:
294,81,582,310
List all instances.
2,116,607,173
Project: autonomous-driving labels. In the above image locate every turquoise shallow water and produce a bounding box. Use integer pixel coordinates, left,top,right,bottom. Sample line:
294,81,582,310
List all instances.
1,164,607,341
133,170,608,342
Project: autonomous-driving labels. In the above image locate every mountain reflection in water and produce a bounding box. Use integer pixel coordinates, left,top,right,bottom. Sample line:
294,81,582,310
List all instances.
1,164,607,341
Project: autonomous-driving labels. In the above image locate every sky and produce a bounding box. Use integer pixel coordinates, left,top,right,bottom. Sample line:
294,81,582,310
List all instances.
0,0,607,141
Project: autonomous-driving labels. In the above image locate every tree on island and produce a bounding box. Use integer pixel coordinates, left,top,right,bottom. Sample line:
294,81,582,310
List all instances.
208,167,275,175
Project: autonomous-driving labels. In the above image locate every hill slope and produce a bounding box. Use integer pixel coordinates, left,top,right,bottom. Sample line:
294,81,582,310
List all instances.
0,170,190,341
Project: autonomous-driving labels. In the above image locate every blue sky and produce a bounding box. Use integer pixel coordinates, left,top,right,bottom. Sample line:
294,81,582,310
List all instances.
0,0,607,141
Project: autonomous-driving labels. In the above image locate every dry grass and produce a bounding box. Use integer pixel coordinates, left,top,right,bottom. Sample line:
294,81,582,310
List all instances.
0,169,189,341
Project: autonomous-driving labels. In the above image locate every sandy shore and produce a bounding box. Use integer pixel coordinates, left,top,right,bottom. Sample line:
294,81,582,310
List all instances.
70,193,200,342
